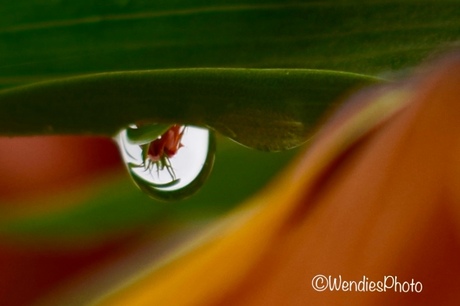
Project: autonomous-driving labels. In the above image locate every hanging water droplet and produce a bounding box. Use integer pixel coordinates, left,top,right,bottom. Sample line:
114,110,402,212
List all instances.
116,124,216,201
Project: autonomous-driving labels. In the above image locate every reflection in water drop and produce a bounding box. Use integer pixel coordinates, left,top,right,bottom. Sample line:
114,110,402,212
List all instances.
116,125,216,201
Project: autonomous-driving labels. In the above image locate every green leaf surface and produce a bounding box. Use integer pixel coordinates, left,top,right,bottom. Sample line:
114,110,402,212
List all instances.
0,0,458,148
0,0,459,88
0,68,377,151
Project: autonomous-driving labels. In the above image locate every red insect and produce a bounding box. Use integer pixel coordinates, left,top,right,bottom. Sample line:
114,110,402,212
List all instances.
142,124,185,180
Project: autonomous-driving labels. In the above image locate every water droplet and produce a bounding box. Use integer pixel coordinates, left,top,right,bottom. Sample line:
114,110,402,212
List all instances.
116,124,216,201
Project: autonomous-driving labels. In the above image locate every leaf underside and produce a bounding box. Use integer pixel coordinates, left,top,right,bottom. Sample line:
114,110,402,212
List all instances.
0,68,378,151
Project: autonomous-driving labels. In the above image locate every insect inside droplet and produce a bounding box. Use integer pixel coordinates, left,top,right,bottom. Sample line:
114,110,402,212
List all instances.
116,124,216,201
131,124,185,184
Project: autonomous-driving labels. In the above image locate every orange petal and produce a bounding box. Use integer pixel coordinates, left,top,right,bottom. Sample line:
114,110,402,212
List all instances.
95,52,460,306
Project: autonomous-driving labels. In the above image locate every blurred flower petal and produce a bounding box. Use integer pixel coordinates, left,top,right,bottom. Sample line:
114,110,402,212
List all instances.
0,135,128,306
84,53,460,305
0,136,121,202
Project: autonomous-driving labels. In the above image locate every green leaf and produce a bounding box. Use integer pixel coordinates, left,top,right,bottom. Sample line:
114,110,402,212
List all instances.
0,68,378,151
0,1,457,147
0,1,459,88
